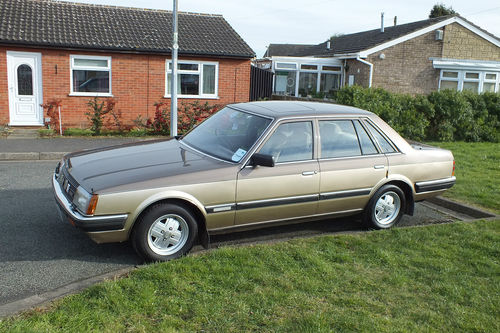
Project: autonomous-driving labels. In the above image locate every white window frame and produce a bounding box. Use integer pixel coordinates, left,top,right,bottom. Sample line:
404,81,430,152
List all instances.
69,55,112,97
439,69,500,93
483,72,499,93
165,60,219,99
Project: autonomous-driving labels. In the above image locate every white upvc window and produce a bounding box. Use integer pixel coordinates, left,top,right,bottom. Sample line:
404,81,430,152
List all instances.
165,60,218,98
439,70,499,93
483,73,498,92
70,55,112,96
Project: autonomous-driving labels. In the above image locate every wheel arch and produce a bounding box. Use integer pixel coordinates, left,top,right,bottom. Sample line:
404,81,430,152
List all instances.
382,179,415,216
129,193,210,249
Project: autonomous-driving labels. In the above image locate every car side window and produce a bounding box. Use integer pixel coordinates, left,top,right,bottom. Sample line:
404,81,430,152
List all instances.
319,120,361,158
365,121,397,153
353,120,378,155
259,121,313,163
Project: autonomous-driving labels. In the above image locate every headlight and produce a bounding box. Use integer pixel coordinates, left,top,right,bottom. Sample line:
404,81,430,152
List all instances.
73,186,98,215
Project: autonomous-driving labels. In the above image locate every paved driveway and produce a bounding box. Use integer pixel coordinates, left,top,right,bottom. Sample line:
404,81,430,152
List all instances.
0,160,454,308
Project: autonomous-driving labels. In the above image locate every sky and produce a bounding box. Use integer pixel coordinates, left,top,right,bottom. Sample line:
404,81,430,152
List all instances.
58,0,500,57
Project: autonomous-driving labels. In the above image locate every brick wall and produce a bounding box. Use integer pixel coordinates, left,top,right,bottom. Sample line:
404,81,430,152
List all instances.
443,23,500,61
344,59,370,88
0,46,251,127
367,30,443,95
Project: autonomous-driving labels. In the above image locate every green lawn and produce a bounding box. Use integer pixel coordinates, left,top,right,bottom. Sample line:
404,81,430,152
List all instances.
1,141,498,332
1,220,498,332
428,141,499,214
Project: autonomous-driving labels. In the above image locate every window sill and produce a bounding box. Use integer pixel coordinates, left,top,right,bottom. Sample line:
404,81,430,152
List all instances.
163,95,219,100
68,93,114,97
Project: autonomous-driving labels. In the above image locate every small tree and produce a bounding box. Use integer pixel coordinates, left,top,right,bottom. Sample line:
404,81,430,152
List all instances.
429,3,457,18
85,97,116,135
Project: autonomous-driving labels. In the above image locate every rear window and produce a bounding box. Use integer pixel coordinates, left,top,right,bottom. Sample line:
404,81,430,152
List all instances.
364,121,397,153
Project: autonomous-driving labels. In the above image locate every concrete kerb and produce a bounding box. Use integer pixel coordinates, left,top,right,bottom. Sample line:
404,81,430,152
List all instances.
0,198,497,319
0,152,68,161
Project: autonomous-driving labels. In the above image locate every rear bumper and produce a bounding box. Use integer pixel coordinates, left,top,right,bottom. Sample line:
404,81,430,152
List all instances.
52,175,128,232
415,176,456,193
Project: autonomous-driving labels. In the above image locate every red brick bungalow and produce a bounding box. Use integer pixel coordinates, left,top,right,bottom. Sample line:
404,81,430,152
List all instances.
0,0,255,128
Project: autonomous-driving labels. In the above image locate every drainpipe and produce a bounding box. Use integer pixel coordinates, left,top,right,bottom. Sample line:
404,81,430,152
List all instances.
356,56,373,88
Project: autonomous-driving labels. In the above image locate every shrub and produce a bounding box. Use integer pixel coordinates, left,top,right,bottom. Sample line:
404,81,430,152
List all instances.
335,86,499,142
148,101,223,135
41,99,62,132
85,97,116,135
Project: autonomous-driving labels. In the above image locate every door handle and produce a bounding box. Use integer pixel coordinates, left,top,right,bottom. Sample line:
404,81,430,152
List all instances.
374,165,385,169
302,171,317,176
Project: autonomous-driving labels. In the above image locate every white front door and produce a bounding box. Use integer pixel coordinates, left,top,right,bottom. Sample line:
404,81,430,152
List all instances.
7,51,43,126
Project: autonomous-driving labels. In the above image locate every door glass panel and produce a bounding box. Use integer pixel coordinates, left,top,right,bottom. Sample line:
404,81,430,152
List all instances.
260,122,313,163
17,64,33,96
365,121,397,153
319,120,361,158
353,120,378,155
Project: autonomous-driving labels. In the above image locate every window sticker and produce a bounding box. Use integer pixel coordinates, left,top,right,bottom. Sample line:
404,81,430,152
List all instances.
231,148,247,162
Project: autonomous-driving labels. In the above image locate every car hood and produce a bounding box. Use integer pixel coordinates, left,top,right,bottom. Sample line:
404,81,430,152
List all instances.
64,139,235,193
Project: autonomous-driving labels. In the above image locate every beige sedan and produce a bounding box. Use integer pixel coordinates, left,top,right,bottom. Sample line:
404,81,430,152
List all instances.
53,101,455,262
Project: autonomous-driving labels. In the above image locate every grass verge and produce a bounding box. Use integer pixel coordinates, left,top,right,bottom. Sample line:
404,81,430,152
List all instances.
1,219,499,332
429,141,499,214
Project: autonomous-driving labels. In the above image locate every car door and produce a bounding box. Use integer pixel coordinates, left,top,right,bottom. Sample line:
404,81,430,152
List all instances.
235,120,320,225
317,119,388,215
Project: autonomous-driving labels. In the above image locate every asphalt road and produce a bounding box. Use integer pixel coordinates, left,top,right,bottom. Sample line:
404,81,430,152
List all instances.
0,161,454,307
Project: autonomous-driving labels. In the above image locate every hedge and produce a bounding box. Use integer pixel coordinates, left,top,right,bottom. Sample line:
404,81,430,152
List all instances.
334,86,500,142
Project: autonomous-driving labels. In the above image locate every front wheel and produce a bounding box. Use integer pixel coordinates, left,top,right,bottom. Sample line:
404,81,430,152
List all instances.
132,203,198,262
363,185,405,229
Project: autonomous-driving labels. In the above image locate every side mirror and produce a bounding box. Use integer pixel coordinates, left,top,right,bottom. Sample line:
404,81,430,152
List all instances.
250,153,275,167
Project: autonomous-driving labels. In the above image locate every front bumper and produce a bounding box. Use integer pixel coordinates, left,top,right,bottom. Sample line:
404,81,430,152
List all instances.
52,174,128,232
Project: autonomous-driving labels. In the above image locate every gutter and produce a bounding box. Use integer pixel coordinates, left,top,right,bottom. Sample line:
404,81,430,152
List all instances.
356,56,373,88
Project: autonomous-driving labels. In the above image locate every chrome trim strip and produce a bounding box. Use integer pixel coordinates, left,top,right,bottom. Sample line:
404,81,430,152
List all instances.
208,208,363,234
52,175,128,228
415,176,456,193
206,187,372,214
320,188,372,200
237,194,319,210
205,204,236,214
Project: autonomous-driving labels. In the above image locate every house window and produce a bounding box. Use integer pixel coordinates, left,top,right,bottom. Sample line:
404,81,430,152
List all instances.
166,61,218,98
483,73,497,92
439,71,459,91
439,70,499,93
301,64,317,70
275,62,297,70
275,71,296,96
298,72,318,97
70,55,111,95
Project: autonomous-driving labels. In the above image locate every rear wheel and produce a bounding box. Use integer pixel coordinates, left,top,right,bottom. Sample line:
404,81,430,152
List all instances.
132,203,198,262
363,185,405,229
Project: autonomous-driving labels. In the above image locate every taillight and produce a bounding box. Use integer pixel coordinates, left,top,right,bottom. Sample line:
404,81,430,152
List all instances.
452,160,455,176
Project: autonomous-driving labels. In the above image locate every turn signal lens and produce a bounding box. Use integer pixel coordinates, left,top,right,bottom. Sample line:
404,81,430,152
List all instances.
86,195,99,215
452,160,455,176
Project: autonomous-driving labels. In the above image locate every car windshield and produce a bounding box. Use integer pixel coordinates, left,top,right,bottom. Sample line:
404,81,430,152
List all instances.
181,107,272,163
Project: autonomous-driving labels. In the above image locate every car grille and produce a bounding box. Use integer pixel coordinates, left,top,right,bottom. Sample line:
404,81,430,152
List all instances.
57,167,78,201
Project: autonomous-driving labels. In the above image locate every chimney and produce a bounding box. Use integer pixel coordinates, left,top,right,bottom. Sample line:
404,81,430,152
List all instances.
326,40,331,49
380,12,385,33
394,16,397,26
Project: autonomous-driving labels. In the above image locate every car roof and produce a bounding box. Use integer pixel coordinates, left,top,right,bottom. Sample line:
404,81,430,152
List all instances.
228,101,373,119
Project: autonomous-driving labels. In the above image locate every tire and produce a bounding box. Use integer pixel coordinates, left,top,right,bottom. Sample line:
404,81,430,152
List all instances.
132,203,198,262
363,185,405,229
